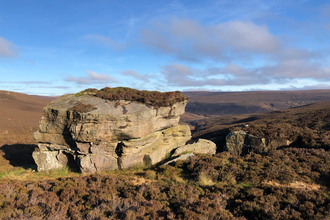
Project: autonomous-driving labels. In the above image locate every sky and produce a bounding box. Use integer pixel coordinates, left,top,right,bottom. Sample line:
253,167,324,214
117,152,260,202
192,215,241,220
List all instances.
1,0,330,96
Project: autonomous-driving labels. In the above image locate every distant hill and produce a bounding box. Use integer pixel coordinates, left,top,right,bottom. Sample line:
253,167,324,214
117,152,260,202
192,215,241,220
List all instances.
31,95,58,101
2,89,330,144
0,91,52,145
182,90,330,121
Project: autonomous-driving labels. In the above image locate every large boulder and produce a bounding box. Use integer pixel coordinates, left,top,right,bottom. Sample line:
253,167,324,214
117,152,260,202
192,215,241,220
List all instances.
35,94,187,144
33,87,195,173
33,87,218,173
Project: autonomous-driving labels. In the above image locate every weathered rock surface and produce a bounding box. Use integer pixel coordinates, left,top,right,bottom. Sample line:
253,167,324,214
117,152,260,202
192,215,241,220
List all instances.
224,130,291,156
118,125,191,169
36,94,187,144
224,131,266,156
32,150,69,171
172,139,216,157
32,88,217,173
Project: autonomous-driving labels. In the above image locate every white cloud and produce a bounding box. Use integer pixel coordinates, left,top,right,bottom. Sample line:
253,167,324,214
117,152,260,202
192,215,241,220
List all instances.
0,37,19,58
257,60,329,79
144,16,329,88
212,21,280,53
65,70,119,85
141,18,280,61
159,60,330,88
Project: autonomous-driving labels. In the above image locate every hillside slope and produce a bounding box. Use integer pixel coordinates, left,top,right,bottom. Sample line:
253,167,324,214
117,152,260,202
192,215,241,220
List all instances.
191,100,330,152
0,91,51,144
0,90,330,219
182,90,330,120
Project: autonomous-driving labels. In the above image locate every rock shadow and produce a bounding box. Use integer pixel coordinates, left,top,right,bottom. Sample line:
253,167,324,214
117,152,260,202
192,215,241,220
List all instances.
0,144,37,169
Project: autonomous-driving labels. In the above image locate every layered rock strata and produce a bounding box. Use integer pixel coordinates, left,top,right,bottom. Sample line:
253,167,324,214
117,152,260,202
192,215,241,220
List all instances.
33,89,207,173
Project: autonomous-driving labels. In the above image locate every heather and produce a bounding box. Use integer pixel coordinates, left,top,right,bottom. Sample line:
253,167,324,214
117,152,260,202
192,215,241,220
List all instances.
0,147,329,219
76,87,188,108
1,96,330,219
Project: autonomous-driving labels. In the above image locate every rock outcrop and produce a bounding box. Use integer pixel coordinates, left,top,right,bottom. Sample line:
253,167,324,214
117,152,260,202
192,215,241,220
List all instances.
224,131,266,156
224,130,291,156
33,87,215,173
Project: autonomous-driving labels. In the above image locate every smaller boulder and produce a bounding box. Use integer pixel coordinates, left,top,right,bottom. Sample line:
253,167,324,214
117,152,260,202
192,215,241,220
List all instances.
162,153,195,166
224,131,266,156
32,150,68,171
172,139,216,157
268,139,292,149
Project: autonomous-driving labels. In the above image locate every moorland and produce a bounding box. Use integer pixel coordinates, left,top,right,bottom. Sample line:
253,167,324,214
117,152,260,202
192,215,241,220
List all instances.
0,89,330,219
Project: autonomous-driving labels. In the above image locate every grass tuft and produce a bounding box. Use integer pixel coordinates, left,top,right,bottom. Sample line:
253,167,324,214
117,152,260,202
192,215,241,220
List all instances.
198,171,214,186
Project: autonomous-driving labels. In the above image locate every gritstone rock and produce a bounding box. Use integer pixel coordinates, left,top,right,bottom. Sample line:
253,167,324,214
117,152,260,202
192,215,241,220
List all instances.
224,131,266,156
223,130,291,156
172,139,216,157
32,87,215,173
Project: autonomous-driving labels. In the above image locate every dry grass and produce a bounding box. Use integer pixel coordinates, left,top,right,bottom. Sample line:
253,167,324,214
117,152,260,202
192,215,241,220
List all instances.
0,166,81,182
130,176,151,186
262,180,321,191
198,171,214,186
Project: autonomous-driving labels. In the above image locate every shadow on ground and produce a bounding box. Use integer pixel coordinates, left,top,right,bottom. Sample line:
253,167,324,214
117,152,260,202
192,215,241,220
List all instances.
0,144,37,168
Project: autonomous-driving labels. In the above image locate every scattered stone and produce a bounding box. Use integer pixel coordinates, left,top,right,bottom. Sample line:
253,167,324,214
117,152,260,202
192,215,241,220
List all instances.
172,139,216,157
223,130,291,156
267,139,292,149
162,153,195,166
224,131,266,156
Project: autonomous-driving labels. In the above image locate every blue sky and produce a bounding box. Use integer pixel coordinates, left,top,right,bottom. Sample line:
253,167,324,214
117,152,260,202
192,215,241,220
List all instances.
1,0,330,96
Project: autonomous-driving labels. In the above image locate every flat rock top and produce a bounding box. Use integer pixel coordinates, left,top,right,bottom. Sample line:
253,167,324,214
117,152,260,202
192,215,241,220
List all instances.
47,94,157,116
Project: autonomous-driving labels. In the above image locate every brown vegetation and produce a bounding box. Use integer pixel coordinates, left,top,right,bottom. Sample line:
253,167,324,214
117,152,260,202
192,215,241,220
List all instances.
1,90,330,219
77,87,188,108
0,147,329,219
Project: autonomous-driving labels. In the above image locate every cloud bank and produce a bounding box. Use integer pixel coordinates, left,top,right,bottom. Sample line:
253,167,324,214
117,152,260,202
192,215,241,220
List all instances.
141,18,280,61
140,18,330,88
